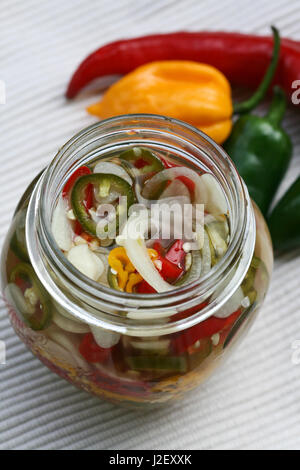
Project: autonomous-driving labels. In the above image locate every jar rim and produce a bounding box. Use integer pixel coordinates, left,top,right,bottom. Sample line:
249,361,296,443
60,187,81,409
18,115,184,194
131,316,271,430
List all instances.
26,114,256,336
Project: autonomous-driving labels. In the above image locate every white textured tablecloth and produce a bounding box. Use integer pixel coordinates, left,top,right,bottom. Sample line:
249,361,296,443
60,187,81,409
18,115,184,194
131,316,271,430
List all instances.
1,0,300,450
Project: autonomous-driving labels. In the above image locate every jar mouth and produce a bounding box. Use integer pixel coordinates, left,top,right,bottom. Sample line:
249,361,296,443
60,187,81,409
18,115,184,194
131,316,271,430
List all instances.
26,114,255,335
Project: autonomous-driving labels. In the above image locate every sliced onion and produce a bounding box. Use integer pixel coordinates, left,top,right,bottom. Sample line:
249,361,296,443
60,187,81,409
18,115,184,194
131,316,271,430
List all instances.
43,338,80,368
127,308,176,320
93,161,132,185
95,253,110,286
160,179,191,201
99,238,114,247
135,182,189,208
5,284,33,316
117,211,173,292
90,325,120,348
52,299,90,325
201,229,212,275
94,245,111,255
67,244,104,281
51,196,73,251
201,173,228,215
176,250,202,286
129,339,170,351
205,221,228,258
52,310,90,334
142,167,207,205
48,328,89,369
214,286,245,318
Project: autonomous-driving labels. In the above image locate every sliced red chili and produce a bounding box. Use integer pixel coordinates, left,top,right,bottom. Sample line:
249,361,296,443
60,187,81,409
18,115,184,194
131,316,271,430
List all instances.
79,333,112,363
62,166,92,198
161,157,179,169
158,255,183,282
136,280,156,294
176,175,195,193
74,220,84,236
161,158,195,194
153,241,164,255
172,309,241,354
134,158,150,169
62,166,93,235
136,241,184,293
165,239,186,269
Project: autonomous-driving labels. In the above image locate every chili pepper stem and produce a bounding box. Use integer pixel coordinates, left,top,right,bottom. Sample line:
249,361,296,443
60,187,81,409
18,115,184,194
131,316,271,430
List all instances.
266,85,287,126
233,26,280,115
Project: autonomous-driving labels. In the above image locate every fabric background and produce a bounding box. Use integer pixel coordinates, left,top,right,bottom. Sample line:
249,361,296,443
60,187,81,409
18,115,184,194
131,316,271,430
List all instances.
0,0,300,450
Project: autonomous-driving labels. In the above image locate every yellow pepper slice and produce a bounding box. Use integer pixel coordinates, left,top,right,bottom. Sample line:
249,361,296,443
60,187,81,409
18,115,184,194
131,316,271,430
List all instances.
108,247,135,290
108,246,158,292
126,273,143,293
87,60,233,144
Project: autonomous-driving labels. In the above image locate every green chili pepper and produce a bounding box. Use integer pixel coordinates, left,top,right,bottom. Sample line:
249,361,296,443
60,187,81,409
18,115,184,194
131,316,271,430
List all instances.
233,26,280,115
126,355,187,373
119,147,164,175
268,175,300,252
224,27,292,216
223,303,256,349
9,263,52,330
71,173,135,236
224,86,292,216
10,209,29,262
187,338,212,370
107,267,122,291
241,256,260,294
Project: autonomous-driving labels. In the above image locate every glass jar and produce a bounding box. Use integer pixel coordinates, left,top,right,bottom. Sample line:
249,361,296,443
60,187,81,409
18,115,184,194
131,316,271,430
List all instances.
1,115,273,407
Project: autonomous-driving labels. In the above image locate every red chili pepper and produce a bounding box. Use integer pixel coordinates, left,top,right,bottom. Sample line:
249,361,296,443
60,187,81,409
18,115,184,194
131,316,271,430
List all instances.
134,158,149,169
62,166,93,235
79,333,112,363
154,241,184,281
158,255,183,282
176,175,195,193
161,158,195,194
66,31,300,104
14,276,30,292
62,166,91,198
137,241,184,293
165,239,186,269
136,280,156,294
137,256,183,293
172,309,241,354
153,241,164,255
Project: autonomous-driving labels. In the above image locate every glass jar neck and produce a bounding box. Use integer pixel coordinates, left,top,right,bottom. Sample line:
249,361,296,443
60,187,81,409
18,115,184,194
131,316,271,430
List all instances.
26,115,256,336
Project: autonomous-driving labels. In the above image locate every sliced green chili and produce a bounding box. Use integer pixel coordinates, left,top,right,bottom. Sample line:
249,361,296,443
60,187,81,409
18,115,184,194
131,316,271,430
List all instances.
71,173,135,236
241,256,261,294
10,210,29,262
107,267,122,291
126,355,187,373
187,338,212,369
223,303,256,349
119,147,164,176
9,263,52,330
